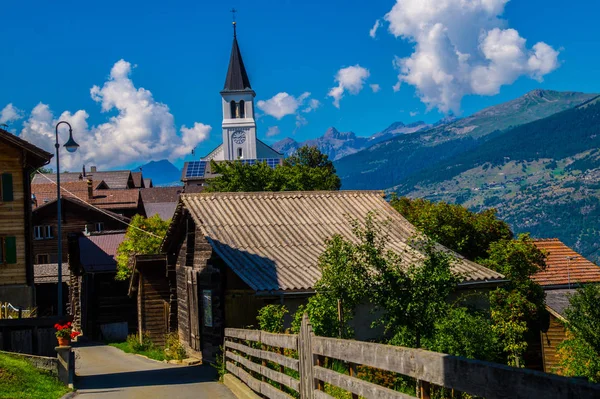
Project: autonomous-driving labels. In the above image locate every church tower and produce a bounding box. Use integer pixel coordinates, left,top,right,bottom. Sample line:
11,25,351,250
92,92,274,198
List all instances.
220,20,257,160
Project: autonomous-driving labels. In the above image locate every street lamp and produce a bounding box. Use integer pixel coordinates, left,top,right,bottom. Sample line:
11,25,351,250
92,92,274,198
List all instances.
55,121,79,317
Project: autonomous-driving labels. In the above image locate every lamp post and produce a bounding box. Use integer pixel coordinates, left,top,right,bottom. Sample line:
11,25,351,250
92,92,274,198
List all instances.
54,121,79,317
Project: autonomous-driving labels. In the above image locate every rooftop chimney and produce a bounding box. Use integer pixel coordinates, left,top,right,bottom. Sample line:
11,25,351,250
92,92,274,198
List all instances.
87,179,93,199
83,165,86,177
90,166,97,173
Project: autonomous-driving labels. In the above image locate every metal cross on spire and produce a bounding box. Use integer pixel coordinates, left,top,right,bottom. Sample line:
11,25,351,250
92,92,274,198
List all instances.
231,8,237,37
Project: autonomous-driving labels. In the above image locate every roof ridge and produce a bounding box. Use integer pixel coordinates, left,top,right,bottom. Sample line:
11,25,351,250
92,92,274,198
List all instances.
533,238,561,242
181,190,385,198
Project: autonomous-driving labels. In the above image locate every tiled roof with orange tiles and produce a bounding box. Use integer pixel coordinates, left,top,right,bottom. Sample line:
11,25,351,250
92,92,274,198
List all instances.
532,238,600,287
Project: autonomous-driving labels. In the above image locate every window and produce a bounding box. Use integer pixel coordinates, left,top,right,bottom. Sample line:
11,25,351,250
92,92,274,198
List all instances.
95,222,104,232
0,237,17,264
0,173,14,202
37,254,49,264
239,100,245,118
34,225,53,239
237,148,243,159
230,100,236,119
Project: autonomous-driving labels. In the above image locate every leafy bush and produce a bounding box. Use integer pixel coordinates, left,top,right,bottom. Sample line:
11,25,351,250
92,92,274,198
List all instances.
164,332,186,361
127,332,152,352
257,305,288,333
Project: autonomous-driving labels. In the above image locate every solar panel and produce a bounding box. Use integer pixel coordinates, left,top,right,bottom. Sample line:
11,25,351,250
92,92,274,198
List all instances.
239,158,282,169
185,161,207,178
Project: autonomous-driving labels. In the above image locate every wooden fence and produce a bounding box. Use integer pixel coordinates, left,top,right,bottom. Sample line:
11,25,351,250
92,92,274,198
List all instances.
223,314,600,399
0,316,63,357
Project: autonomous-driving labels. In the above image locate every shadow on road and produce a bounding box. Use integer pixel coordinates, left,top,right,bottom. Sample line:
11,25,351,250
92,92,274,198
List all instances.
76,364,219,390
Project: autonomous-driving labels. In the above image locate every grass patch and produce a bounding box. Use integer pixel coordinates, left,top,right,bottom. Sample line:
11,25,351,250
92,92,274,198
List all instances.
0,353,70,399
108,341,166,362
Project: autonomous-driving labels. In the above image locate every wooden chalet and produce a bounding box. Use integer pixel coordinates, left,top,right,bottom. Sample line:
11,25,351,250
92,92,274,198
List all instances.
153,191,506,362
0,128,52,307
532,238,600,373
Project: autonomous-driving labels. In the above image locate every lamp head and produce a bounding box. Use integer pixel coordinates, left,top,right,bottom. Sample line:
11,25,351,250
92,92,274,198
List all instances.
64,129,79,153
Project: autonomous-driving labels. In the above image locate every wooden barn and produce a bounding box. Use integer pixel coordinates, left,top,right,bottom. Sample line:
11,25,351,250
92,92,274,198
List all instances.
0,128,52,308
128,254,177,347
532,238,600,373
68,230,136,340
161,191,506,362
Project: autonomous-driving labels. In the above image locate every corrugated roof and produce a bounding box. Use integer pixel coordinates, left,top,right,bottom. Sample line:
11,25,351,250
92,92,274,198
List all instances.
34,263,69,284
178,191,505,292
79,232,126,273
32,170,132,189
533,239,600,287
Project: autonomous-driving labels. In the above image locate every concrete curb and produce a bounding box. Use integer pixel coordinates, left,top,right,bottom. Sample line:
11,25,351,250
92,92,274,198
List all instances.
60,391,77,399
223,374,260,399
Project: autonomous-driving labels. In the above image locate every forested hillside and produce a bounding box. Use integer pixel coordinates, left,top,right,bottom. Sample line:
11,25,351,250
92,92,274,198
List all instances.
397,97,600,262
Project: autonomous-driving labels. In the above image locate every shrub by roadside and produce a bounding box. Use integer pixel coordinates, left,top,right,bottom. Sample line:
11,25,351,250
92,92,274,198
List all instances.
108,332,187,362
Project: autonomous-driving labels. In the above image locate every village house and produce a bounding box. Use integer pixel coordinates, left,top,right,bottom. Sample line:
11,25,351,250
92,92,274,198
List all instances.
140,186,184,221
31,195,129,315
134,191,506,362
0,128,52,308
532,238,600,373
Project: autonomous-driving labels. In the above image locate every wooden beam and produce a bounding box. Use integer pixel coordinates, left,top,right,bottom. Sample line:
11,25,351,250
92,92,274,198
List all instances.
314,366,414,399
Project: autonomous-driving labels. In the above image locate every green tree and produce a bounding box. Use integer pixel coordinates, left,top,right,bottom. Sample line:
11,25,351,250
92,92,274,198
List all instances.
373,239,461,348
257,304,288,333
115,215,169,280
390,196,513,260
206,145,341,192
479,234,547,367
556,284,600,382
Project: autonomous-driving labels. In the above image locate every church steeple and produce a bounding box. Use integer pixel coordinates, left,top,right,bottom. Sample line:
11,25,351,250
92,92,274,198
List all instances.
223,19,252,92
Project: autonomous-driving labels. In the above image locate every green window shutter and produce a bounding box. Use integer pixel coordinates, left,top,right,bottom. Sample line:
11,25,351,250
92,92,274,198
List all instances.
2,173,14,202
5,236,17,264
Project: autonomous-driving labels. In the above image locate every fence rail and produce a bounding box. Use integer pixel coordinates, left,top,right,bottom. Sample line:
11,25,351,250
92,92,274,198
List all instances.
224,314,600,399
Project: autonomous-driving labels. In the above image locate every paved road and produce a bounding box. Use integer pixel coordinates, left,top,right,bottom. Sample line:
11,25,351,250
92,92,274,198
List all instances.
74,343,235,399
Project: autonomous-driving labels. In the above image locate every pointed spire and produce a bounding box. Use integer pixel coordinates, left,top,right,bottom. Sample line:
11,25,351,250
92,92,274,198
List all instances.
223,17,252,92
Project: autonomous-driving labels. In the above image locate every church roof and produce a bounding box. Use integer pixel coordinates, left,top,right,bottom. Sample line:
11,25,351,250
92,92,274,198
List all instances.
166,191,506,293
223,32,252,92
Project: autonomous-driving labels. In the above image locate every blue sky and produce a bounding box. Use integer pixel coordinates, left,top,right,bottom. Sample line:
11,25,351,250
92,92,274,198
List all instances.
1,0,600,170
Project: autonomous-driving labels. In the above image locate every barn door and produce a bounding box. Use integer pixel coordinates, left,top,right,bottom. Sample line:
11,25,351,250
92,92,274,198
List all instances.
186,269,201,351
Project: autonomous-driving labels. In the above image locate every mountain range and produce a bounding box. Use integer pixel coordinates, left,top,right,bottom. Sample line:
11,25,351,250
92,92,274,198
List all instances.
273,121,433,161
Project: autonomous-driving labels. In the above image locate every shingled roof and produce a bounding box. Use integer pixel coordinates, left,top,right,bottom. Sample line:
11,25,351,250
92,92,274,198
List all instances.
170,191,505,293
533,238,600,287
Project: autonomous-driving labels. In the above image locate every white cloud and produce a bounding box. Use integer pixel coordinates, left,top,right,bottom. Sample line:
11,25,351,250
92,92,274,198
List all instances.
410,111,418,117
383,0,560,113
369,19,381,38
392,82,401,92
266,126,281,137
19,59,211,170
328,65,370,108
302,99,321,113
257,92,313,119
370,84,381,93
0,103,24,125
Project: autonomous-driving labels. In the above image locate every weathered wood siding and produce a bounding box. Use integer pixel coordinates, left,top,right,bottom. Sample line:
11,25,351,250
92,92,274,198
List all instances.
139,263,171,346
541,314,567,373
0,144,27,286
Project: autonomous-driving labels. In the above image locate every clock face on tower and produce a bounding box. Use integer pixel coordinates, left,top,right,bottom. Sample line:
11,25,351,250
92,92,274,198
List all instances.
232,130,246,144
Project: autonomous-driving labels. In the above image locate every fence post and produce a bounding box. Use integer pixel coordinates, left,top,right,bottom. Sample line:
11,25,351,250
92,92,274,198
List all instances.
299,313,314,399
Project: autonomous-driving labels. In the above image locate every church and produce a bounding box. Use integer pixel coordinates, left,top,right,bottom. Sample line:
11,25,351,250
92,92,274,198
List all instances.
181,21,283,187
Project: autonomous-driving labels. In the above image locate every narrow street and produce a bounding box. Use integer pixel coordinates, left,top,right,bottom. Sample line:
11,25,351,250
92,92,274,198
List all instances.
74,343,235,399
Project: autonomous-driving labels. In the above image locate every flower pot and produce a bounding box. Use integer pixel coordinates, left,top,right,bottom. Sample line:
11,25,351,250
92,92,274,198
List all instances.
57,337,71,347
